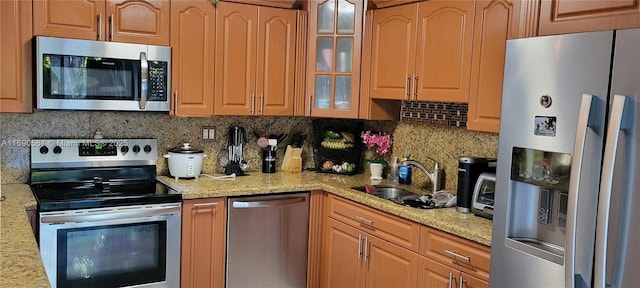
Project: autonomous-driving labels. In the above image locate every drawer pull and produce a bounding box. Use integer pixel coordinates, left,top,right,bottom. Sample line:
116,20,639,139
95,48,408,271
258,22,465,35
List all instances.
355,216,373,225
444,249,470,262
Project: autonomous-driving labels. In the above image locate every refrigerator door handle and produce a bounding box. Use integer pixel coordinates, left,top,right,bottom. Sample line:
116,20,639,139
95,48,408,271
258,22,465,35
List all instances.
566,94,599,288
594,95,631,288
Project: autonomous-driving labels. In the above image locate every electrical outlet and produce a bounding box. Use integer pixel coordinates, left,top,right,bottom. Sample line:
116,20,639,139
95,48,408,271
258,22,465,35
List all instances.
201,126,215,140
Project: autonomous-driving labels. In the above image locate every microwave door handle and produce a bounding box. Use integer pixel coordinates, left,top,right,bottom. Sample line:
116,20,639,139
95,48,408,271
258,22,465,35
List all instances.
594,95,630,288
139,52,148,110
566,94,601,288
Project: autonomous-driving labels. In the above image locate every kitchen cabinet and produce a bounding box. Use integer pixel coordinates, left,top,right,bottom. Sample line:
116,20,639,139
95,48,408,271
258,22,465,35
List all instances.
170,0,216,116
419,226,491,282
418,257,487,288
368,0,475,103
305,0,364,118
214,2,297,116
538,0,640,36
222,0,297,9
33,0,170,45
181,198,226,288
0,0,32,113
467,0,521,133
320,194,420,287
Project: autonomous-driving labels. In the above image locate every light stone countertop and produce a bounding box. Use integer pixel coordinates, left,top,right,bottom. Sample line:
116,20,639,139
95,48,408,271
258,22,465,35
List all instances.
159,171,493,246
0,184,50,288
0,172,493,287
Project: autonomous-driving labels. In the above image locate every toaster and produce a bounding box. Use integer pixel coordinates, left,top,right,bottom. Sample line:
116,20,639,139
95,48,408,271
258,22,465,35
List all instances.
471,172,496,219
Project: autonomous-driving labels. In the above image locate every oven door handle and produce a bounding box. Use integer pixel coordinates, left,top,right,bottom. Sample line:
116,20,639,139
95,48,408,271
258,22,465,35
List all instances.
139,51,148,110
40,205,180,224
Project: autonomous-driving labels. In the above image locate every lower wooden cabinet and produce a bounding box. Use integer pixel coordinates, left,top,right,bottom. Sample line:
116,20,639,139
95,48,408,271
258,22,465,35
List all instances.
181,198,226,288
320,218,419,288
419,257,488,288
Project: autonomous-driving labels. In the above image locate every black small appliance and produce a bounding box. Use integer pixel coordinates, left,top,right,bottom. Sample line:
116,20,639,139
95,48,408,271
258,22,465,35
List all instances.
456,156,496,213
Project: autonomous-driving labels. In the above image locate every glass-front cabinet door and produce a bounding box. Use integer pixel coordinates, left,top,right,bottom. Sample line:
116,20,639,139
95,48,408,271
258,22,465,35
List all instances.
307,0,363,118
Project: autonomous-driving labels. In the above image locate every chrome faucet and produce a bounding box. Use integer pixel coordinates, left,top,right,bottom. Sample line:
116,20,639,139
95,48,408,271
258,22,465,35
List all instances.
402,157,443,192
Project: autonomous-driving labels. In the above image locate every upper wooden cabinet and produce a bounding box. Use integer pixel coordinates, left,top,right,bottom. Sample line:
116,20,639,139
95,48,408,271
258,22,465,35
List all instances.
305,0,364,118
539,0,640,36
368,0,475,103
33,0,170,45
214,2,297,116
0,0,33,113
222,0,298,9
467,0,521,133
181,198,227,288
170,0,216,116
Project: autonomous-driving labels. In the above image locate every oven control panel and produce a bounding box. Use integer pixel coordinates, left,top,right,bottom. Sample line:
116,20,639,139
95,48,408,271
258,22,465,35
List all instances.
31,139,158,168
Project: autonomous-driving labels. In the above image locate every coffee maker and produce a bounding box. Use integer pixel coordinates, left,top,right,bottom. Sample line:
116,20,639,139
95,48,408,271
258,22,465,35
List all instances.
457,156,496,213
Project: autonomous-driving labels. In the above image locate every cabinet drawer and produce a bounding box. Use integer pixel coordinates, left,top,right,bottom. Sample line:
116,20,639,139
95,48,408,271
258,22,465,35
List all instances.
419,226,491,281
324,194,420,252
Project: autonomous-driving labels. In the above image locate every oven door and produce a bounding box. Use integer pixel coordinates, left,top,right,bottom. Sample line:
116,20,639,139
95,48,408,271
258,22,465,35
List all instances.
35,36,171,112
39,203,180,288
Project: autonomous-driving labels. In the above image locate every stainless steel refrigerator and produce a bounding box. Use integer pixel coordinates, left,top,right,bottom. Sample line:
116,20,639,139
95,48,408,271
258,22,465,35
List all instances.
490,28,639,288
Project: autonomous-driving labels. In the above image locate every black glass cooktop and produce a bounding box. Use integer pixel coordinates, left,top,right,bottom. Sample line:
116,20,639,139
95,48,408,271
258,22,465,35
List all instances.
31,180,181,212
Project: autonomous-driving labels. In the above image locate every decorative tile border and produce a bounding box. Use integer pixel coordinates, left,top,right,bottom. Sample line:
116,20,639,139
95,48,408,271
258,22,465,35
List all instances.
401,101,468,127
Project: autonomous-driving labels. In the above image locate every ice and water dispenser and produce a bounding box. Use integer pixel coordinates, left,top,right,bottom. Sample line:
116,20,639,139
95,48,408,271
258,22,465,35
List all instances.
505,147,572,264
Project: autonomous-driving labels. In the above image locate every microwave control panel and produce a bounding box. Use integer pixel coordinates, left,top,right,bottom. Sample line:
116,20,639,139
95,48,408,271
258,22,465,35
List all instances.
148,61,168,101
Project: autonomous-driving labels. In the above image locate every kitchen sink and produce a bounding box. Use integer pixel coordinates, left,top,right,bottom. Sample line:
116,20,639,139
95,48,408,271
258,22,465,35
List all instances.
351,185,422,203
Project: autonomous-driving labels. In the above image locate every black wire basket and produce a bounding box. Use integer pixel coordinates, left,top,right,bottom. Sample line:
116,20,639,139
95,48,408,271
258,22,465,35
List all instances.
312,119,363,175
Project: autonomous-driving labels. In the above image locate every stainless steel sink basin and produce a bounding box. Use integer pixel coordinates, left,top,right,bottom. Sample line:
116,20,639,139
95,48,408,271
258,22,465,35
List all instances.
351,186,422,203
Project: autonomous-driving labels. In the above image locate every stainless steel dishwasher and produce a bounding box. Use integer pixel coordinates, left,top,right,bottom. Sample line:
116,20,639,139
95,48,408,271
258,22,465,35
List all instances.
226,192,310,288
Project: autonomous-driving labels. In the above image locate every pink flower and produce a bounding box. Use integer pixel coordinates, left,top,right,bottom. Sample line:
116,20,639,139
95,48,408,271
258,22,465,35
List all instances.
362,131,393,166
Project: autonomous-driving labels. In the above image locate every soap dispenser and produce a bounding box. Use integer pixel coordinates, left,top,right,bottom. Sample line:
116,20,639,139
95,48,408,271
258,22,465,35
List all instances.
389,156,399,183
399,151,412,184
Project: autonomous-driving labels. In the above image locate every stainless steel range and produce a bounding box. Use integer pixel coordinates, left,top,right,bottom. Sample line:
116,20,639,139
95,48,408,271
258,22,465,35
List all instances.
30,138,181,288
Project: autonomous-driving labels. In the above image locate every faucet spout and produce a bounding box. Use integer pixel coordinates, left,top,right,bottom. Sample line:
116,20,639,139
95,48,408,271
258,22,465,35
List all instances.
401,158,443,192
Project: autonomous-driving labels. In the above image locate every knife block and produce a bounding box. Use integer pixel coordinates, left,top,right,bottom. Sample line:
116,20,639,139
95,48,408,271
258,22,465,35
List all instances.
281,145,303,173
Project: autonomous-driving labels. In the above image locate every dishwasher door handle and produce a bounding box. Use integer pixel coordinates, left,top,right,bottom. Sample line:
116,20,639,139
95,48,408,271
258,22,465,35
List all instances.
232,196,306,208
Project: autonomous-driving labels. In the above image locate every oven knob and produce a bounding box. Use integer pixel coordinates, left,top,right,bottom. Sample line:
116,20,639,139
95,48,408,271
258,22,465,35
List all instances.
39,146,49,154
121,146,129,153
53,146,62,154
132,145,141,153
144,145,152,153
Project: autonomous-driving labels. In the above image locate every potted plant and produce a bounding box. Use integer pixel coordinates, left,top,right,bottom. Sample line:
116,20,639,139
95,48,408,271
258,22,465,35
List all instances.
362,131,392,179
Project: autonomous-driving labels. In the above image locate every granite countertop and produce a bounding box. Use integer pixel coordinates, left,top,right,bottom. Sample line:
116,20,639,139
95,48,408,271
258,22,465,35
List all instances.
0,184,50,288
1,172,492,287
159,171,493,246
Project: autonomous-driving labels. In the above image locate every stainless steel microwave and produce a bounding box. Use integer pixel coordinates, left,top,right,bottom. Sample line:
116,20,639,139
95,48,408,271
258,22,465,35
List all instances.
35,36,171,112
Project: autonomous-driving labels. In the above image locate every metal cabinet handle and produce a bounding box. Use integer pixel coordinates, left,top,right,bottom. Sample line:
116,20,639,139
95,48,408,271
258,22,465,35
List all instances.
459,275,464,288
308,95,313,115
251,92,255,115
448,272,453,288
355,216,373,226
173,90,178,115
139,52,148,110
97,14,103,40
259,92,264,115
405,74,410,99
109,14,114,41
444,249,470,262
412,74,418,100
193,202,218,207
357,234,362,260
363,237,370,262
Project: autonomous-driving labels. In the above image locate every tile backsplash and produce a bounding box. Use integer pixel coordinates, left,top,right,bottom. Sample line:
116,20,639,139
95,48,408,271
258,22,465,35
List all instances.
0,111,498,194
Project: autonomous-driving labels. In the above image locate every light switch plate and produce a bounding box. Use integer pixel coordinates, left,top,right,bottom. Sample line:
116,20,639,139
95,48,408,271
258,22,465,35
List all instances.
201,126,216,140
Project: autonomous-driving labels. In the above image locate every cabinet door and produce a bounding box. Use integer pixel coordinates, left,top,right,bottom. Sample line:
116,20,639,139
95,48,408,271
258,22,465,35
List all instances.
368,3,417,100
1,0,33,113
461,272,489,288
306,0,363,118
364,236,419,288
257,7,296,116
417,257,460,288
108,0,170,45
171,0,216,116
467,0,520,133
539,0,640,36
33,0,106,40
181,198,226,288
215,2,257,115
320,218,366,287
415,0,475,103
